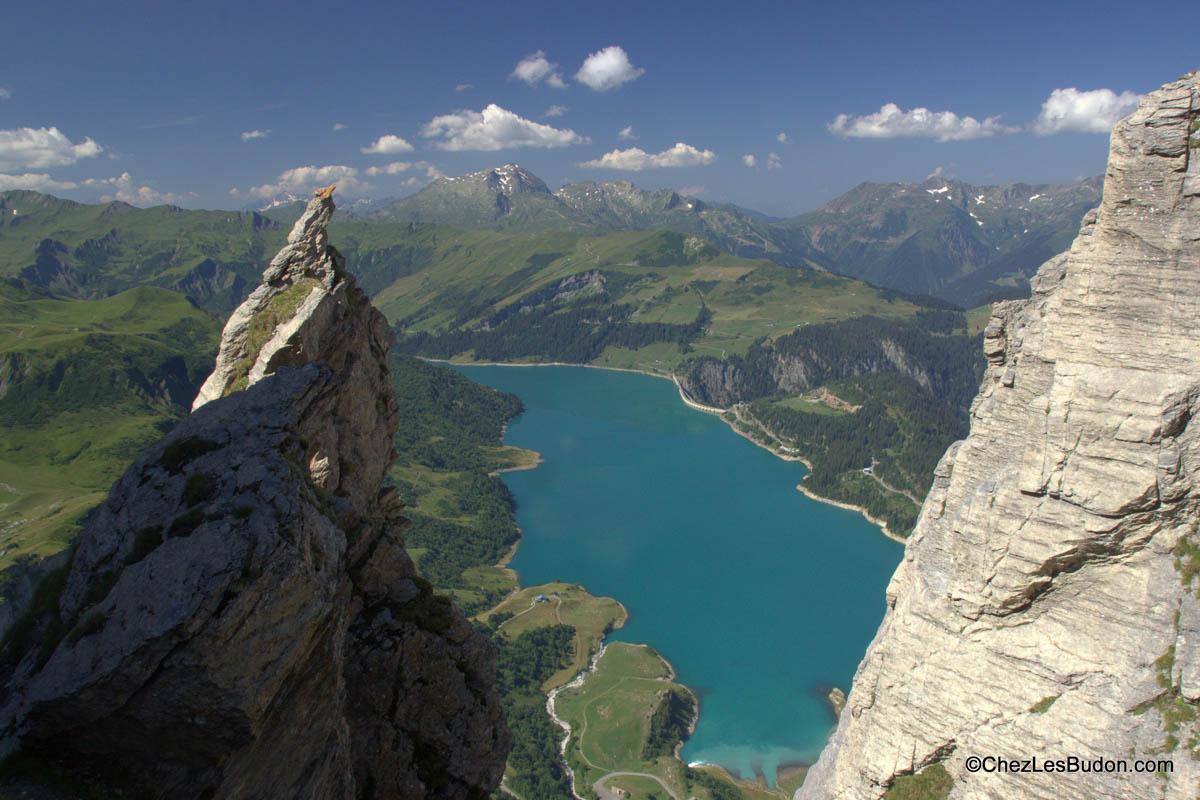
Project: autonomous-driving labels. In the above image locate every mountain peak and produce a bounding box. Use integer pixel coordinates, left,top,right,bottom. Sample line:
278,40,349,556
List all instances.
442,163,550,196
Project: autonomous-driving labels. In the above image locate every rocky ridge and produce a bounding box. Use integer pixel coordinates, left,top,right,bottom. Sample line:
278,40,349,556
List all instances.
798,73,1200,800
0,187,510,798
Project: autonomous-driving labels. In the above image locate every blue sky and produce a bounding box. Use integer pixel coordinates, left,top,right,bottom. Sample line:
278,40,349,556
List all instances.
1,0,1196,215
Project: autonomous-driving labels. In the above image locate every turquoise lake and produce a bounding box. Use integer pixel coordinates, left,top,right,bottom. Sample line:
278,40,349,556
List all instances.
455,364,903,784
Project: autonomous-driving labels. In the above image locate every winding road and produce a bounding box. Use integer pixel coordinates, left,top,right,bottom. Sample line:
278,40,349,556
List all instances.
592,771,681,800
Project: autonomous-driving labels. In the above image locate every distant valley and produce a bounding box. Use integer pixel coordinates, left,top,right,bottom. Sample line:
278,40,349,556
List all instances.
0,164,1093,548
0,176,998,539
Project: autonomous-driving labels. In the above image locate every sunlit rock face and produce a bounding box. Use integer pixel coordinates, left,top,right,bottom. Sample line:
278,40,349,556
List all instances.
799,73,1200,800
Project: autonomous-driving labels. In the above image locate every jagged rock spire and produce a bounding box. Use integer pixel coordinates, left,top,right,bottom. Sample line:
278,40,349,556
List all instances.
0,182,510,798
193,185,347,410
799,72,1200,800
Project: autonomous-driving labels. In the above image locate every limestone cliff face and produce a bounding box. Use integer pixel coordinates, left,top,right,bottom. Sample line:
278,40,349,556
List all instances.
799,74,1200,800
0,189,510,798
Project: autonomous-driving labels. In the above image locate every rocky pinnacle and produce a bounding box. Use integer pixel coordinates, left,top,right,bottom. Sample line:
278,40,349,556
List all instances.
0,187,510,798
798,72,1200,800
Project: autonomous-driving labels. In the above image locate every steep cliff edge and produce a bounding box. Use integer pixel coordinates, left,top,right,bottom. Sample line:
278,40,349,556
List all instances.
799,74,1200,800
0,187,510,798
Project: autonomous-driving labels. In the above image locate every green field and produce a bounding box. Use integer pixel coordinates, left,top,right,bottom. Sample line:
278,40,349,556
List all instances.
556,643,694,795
690,764,797,800
771,395,848,416
482,582,627,691
550,641,785,800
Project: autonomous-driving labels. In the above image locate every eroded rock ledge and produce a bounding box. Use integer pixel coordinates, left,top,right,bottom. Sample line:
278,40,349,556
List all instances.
799,72,1200,800
0,188,510,798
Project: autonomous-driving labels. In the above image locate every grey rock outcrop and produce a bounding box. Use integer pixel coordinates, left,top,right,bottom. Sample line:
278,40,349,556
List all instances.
677,319,979,411
798,73,1200,800
0,188,510,798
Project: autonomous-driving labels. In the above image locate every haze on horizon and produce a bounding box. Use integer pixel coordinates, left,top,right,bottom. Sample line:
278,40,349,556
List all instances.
1,0,1197,216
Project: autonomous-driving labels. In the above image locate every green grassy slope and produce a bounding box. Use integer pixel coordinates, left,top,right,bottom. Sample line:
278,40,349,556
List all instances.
0,191,285,315
0,282,220,569
379,226,924,371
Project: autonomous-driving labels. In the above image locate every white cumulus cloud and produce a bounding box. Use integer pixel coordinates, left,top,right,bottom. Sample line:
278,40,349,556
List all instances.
454,83,473,92
421,104,587,151
241,129,270,141
362,134,415,154
575,46,644,92
0,127,103,171
776,132,788,144
333,122,348,131
544,104,568,118
364,160,441,179
365,161,414,176
828,103,1015,141
767,152,782,169
248,164,370,199
742,154,757,168
83,173,190,206
0,172,79,192
618,125,638,141
511,51,566,88
1032,87,1141,135
0,88,10,100
580,142,716,171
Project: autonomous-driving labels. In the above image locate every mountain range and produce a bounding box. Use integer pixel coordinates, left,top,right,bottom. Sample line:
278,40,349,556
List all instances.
366,164,1102,305
0,191,279,316
367,165,813,270
3,162,1101,310
782,175,1103,304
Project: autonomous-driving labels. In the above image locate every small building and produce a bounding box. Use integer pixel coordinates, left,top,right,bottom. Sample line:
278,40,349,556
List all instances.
534,594,549,603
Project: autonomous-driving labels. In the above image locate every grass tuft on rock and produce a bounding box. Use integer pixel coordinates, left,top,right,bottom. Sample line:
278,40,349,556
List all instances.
225,278,320,394
1030,694,1060,714
884,762,952,800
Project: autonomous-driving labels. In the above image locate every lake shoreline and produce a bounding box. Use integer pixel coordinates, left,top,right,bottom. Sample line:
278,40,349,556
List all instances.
796,485,907,545
457,359,899,796
427,357,910,542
